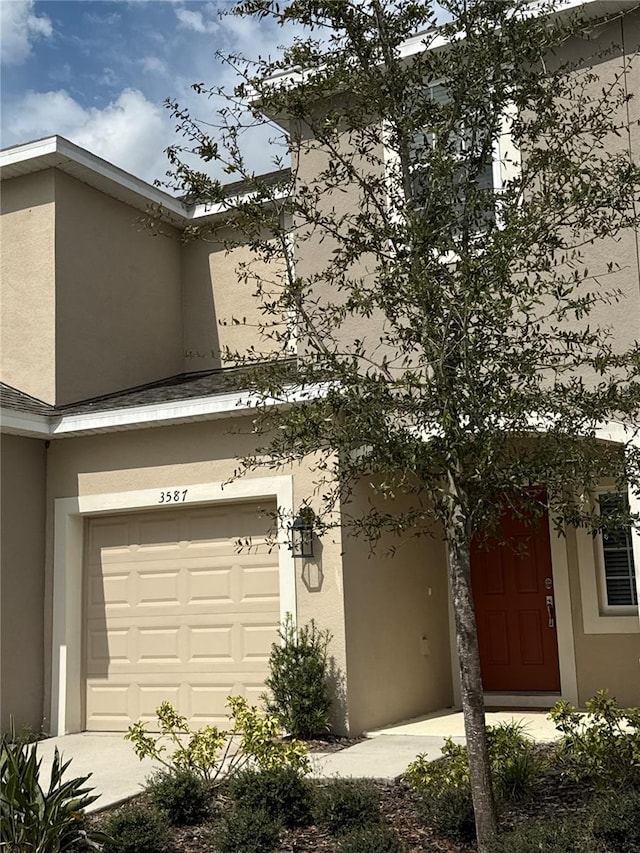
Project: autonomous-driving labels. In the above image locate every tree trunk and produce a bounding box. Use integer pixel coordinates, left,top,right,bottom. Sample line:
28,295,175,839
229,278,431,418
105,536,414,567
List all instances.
447,518,498,851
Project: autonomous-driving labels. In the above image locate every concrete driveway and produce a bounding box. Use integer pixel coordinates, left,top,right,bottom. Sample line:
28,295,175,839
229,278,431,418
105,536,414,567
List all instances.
35,732,162,813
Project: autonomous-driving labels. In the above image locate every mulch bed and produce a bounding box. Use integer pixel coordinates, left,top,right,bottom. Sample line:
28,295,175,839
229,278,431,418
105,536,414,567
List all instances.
96,768,596,853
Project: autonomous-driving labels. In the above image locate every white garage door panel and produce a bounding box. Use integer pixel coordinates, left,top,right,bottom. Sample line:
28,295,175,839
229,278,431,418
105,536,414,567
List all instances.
86,674,271,730
85,503,280,732
86,614,279,672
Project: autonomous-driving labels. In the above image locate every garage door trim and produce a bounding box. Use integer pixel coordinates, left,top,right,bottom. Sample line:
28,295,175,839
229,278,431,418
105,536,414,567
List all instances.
51,476,295,736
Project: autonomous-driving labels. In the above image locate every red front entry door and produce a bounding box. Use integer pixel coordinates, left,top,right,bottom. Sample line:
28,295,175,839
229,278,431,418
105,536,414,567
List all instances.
470,504,561,693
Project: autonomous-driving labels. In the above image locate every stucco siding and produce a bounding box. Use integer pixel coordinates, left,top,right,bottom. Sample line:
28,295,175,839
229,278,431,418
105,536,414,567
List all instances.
0,434,47,733
181,227,287,373
53,171,183,405
0,171,56,404
565,527,640,707
341,482,453,733
43,418,350,733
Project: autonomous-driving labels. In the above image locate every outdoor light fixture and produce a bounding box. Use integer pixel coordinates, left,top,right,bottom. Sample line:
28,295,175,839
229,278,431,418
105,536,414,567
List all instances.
291,507,315,558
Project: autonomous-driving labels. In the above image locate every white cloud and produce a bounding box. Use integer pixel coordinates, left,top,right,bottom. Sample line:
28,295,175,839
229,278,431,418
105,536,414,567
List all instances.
1,0,53,65
174,6,218,34
138,55,168,76
3,88,174,185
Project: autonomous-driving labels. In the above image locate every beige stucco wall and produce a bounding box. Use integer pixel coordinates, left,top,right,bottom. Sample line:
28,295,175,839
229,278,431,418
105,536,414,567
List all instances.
43,417,351,731
341,482,453,733
53,171,184,405
0,171,56,403
291,13,640,371
181,226,287,373
0,434,47,733
553,13,640,358
565,527,640,707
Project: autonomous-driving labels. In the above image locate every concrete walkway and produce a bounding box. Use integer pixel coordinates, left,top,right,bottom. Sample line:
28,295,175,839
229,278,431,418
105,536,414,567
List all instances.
33,708,561,813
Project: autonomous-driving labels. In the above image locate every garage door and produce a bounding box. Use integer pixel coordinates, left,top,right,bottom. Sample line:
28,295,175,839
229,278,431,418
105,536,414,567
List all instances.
84,502,280,731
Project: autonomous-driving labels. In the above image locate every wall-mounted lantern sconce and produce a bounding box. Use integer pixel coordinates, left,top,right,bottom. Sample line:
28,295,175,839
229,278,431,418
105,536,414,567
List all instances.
291,507,315,559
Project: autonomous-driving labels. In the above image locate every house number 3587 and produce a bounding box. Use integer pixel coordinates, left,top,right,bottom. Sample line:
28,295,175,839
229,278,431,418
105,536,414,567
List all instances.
159,489,188,503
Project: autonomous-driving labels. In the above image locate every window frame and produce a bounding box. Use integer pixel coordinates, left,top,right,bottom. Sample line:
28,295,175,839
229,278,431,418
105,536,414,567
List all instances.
577,486,640,635
595,490,638,615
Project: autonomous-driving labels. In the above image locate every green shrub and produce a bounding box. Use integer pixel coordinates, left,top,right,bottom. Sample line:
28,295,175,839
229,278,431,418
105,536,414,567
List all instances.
227,766,312,828
313,778,381,836
404,737,475,841
125,694,310,785
550,690,640,788
0,736,109,852
101,803,172,853
487,721,541,801
406,722,540,803
489,817,593,852
263,615,333,738
147,768,211,826
335,824,405,852
404,720,541,843
216,806,280,853
591,789,640,852
419,782,476,843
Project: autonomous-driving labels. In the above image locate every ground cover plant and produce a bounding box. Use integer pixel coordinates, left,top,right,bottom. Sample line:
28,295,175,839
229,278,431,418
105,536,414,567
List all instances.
83,694,640,851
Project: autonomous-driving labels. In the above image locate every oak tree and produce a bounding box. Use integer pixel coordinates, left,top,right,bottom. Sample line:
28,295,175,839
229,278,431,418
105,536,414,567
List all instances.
164,1,640,846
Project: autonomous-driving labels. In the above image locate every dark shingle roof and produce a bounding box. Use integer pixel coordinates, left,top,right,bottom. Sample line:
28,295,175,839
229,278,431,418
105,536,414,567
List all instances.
0,384,54,416
1,360,296,419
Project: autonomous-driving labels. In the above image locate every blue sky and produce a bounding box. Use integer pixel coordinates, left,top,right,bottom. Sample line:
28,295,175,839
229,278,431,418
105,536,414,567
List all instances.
0,0,295,186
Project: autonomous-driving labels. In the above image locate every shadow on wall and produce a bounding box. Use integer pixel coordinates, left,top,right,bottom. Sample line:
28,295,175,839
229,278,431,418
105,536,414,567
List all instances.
327,656,348,735
300,538,325,592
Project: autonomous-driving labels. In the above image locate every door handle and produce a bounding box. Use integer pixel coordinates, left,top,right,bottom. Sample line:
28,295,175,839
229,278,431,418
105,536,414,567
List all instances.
546,595,555,628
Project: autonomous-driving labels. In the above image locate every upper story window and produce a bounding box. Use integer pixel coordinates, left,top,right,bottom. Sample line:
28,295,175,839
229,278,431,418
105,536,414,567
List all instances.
408,82,497,233
598,493,638,611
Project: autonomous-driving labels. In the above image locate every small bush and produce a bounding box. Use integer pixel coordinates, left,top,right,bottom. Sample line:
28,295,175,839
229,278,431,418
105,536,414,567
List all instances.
147,768,211,826
216,806,280,853
591,789,640,852
227,766,312,828
418,783,476,843
550,690,640,788
263,614,333,738
313,778,381,836
487,721,541,801
101,803,172,853
336,824,405,852
404,721,541,842
125,695,310,786
489,817,593,852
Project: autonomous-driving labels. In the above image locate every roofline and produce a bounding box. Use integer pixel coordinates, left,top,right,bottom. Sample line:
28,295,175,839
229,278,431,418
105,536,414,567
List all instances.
0,384,327,439
0,136,289,225
258,0,638,121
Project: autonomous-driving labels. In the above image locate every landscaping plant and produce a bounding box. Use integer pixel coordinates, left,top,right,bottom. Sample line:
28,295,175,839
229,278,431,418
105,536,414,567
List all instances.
404,722,542,841
125,695,310,785
589,789,640,853
146,767,211,826
488,816,593,853
313,778,382,837
550,690,640,788
162,0,640,846
215,805,281,853
263,615,333,738
101,802,173,853
227,766,313,828
0,735,108,852
486,721,541,802
335,824,406,852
